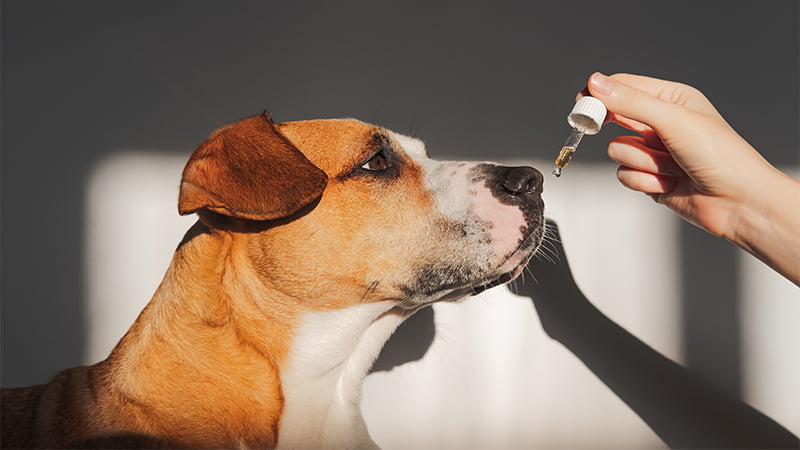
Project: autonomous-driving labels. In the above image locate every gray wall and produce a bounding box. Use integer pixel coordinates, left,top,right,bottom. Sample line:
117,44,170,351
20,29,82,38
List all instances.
2,0,797,402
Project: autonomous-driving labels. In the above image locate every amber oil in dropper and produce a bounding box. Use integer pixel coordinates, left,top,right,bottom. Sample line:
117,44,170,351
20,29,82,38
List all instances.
552,96,606,178
552,127,584,177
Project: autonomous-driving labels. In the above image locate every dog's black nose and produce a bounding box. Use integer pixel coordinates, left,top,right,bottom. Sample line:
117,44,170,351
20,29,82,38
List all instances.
499,166,543,196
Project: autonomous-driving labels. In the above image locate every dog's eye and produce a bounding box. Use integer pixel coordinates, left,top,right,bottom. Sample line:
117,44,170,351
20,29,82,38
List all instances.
348,144,400,180
361,152,390,172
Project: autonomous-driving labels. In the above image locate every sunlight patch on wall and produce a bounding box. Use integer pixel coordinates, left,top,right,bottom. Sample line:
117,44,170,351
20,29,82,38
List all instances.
85,153,799,447
363,162,683,449
84,151,195,363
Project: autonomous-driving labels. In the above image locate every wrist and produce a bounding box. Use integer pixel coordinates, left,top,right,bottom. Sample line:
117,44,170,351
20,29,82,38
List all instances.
728,166,800,285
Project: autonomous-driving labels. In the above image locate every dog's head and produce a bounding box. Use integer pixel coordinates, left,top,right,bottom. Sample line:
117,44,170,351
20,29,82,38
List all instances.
179,113,544,310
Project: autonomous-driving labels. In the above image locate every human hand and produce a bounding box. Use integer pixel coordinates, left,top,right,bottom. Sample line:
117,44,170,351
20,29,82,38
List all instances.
585,72,772,239
586,72,800,285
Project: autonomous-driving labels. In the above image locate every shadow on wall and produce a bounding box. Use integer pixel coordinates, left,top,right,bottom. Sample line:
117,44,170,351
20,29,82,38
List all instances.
369,221,798,449
78,153,800,448
680,222,741,396
511,220,798,449
371,307,435,373
3,152,797,448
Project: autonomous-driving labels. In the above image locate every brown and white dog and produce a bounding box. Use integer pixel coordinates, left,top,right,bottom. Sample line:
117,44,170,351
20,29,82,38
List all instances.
1,113,545,449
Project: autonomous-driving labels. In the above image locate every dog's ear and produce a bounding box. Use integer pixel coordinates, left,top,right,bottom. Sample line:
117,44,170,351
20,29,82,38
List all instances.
178,113,328,221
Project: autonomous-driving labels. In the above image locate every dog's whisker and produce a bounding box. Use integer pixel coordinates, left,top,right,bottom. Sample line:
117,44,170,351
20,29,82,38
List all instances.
523,266,540,285
6,111,551,449
360,280,380,303
537,233,561,262
533,249,558,265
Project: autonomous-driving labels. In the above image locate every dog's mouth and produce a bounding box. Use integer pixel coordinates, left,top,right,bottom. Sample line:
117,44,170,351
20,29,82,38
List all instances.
400,222,544,305
469,270,518,297
427,250,535,303
469,225,543,296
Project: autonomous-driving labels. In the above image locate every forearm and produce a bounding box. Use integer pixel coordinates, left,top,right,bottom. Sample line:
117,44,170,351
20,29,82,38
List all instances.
729,167,800,286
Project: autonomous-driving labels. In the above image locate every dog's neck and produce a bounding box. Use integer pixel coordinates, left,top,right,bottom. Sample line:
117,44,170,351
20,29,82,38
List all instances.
278,301,408,449
102,221,408,448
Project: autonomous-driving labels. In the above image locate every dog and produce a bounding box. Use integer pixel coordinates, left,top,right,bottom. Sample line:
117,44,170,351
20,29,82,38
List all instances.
2,112,545,449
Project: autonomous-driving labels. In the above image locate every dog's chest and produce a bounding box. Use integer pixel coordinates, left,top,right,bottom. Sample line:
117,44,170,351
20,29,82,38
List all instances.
276,303,407,449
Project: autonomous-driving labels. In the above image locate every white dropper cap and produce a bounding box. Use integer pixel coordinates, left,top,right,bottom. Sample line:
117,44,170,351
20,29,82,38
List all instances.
567,96,607,135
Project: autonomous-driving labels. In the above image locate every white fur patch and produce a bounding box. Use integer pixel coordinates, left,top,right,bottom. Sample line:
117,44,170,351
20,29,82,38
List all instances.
389,131,427,159
277,303,409,449
390,130,532,274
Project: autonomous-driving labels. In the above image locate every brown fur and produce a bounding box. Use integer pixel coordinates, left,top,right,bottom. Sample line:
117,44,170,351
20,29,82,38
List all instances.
179,113,328,220
1,113,444,448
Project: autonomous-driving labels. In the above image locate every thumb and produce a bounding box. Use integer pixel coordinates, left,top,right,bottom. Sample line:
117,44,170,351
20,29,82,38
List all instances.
587,72,692,137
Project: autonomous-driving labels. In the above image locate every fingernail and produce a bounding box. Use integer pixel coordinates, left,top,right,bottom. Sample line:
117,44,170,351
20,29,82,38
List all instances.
590,72,613,96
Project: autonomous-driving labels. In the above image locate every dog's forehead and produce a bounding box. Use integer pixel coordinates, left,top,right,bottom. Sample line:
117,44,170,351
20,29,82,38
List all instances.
277,119,428,174
276,119,377,173
387,130,428,160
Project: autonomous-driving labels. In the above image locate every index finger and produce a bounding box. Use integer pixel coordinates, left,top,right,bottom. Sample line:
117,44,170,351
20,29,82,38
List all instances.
586,73,700,139
608,73,722,118
576,87,649,132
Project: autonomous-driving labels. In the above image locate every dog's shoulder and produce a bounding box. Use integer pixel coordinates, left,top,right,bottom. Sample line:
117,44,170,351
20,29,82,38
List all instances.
1,366,98,448
2,383,47,448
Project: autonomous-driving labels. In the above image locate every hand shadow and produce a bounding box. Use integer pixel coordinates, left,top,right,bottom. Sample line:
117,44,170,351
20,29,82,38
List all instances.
514,219,798,449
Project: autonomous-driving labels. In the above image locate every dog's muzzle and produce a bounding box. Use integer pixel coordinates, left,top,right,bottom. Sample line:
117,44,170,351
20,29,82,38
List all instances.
399,163,545,304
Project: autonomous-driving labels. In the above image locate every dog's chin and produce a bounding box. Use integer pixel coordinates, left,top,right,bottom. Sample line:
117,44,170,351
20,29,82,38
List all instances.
422,259,527,304
468,251,532,296
398,223,543,307
435,238,540,302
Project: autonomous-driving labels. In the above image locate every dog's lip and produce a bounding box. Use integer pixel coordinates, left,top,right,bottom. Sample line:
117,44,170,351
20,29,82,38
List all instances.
400,216,544,304
407,245,535,304
469,255,530,296
469,222,542,296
